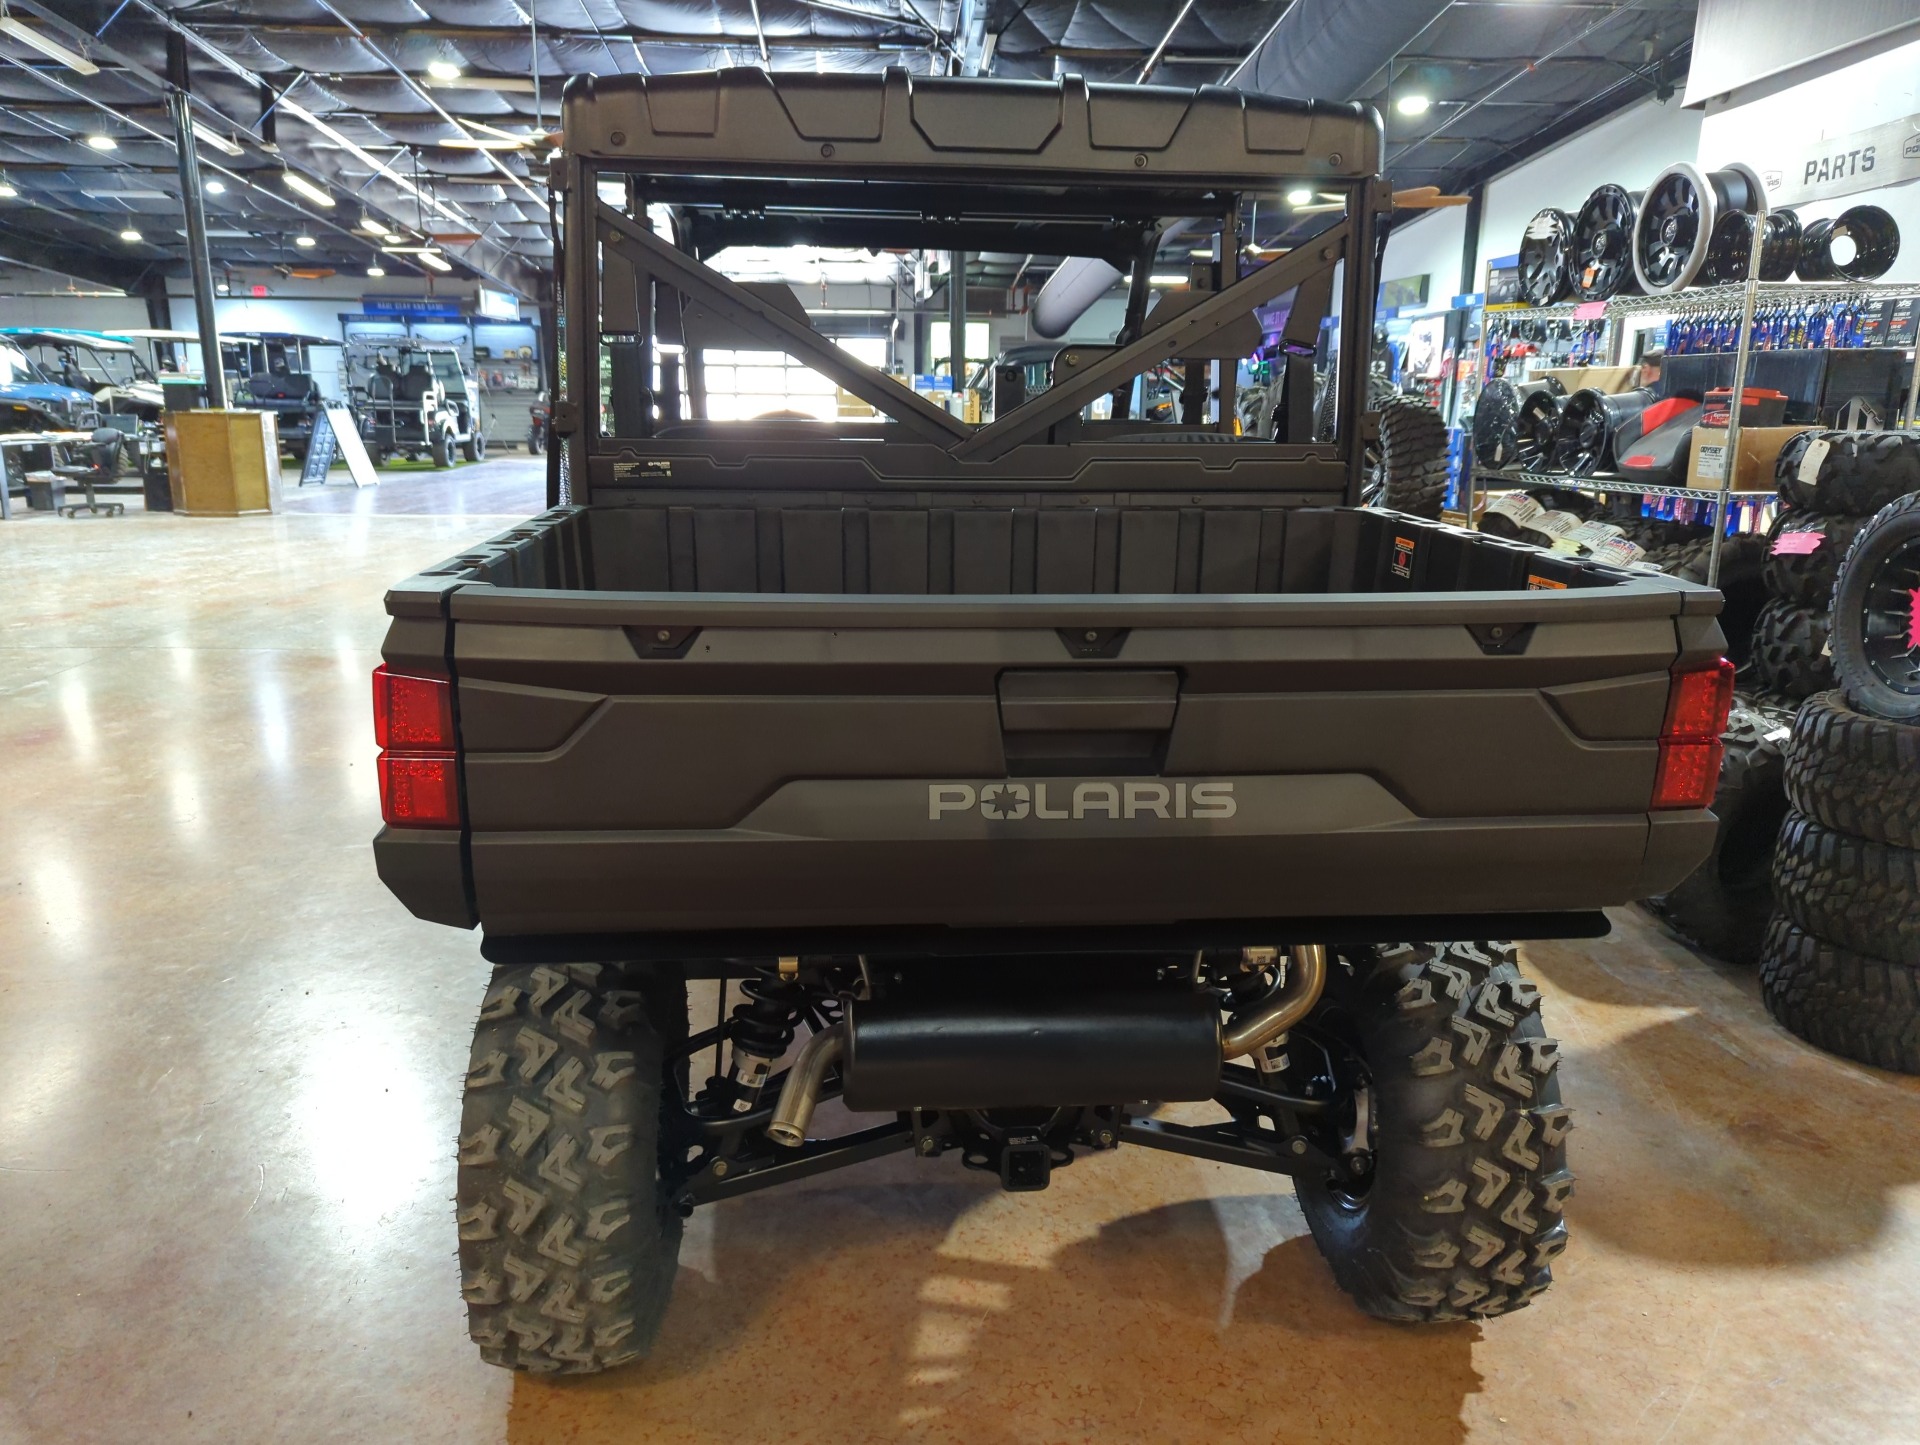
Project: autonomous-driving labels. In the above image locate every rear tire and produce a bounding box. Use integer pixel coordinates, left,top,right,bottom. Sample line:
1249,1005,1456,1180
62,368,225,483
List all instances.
433,426,457,469
462,430,487,463
457,963,685,1374
1296,942,1571,1322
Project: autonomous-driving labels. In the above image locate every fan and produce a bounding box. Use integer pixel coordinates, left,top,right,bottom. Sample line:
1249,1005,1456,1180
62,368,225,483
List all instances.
1518,208,1575,306
1632,162,1765,295
1571,185,1642,301
1797,205,1901,281
1514,389,1565,473
1701,207,1801,285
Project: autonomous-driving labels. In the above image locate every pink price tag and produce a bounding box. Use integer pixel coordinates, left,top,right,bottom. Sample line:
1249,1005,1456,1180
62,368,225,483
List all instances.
1771,531,1825,556
1572,301,1607,320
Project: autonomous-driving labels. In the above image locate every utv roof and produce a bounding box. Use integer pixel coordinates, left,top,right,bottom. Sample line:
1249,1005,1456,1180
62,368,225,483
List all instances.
561,68,1381,191
220,332,343,347
0,328,136,353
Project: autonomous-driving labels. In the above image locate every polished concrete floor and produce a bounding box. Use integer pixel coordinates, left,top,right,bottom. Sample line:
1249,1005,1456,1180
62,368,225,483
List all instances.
2,458,1918,1444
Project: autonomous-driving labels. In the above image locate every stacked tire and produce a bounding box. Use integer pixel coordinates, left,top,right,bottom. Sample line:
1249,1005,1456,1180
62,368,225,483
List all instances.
1751,431,1918,699
1760,451,1920,1076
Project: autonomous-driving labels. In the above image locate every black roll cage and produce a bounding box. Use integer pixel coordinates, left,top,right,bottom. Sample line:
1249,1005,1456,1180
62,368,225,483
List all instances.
553,83,1388,509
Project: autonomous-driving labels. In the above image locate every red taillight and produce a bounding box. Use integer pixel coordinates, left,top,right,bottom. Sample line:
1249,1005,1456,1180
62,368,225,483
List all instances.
377,753,461,827
373,665,460,828
1652,659,1735,810
373,664,453,750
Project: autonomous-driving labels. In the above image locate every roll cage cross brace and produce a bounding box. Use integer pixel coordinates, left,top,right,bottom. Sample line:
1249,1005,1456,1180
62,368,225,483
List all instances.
552,151,1391,504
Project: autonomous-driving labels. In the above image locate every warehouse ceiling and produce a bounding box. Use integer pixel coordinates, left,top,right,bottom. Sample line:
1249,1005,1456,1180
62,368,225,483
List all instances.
0,0,1697,300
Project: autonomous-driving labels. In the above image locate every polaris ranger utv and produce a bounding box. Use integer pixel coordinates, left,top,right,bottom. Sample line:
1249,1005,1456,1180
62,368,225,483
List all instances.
372,69,1731,1374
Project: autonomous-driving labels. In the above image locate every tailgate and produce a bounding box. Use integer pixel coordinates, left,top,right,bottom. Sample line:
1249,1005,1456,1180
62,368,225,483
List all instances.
385,584,1724,937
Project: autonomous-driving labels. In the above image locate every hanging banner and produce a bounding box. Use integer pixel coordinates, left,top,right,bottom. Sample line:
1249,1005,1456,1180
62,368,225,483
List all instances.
1754,113,1920,206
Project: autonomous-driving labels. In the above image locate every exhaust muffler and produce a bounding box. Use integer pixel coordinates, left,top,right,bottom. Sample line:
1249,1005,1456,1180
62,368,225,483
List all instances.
767,945,1327,1148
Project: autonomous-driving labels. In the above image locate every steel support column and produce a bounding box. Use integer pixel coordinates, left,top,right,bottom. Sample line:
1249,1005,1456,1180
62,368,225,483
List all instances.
948,251,967,412
166,32,225,408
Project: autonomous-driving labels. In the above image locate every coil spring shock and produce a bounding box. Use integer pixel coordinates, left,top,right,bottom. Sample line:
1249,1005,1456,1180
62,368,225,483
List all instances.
724,970,806,1113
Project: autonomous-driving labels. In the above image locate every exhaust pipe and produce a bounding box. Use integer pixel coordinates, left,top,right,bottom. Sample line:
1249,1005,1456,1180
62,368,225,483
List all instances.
766,947,1330,1148
1221,945,1327,1059
766,1020,845,1149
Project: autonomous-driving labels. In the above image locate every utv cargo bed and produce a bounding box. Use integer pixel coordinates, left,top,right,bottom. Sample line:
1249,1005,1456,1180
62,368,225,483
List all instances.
377,502,1723,945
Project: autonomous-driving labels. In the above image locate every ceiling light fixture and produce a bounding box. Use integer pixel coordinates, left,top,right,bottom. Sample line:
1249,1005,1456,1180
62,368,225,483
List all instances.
281,172,335,207
438,136,531,150
190,120,244,157
0,15,100,75
205,178,226,194
427,59,463,81
1285,187,1314,205
0,182,15,199
1395,93,1431,117
1148,273,1187,285
366,264,385,278
85,134,117,151
295,235,316,248
119,228,141,242
417,250,454,273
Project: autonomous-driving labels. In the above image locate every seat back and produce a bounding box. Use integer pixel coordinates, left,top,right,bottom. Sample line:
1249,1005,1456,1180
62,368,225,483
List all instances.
397,366,435,402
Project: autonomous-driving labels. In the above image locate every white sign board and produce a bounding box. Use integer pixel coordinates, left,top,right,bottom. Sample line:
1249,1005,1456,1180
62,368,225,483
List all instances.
1757,113,1920,206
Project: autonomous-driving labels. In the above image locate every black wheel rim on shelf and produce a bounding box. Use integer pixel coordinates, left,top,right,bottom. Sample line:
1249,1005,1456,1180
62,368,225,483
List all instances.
1552,387,1654,477
1571,185,1642,300
1702,207,1801,284
1473,379,1522,467
1473,377,1563,468
1514,389,1565,472
1857,536,1920,696
1632,162,1764,294
1518,208,1576,306
1798,205,1901,281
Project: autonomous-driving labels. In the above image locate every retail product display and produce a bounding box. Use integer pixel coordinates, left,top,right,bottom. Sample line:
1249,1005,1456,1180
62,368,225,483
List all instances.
1570,185,1642,301
1828,487,1920,721
1551,386,1654,476
1796,205,1900,283
1763,694,1920,1074
1471,377,1563,468
1632,162,1765,295
1664,293,1892,353
1512,387,1564,470
1518,207,1575,306
1701,207,1801,286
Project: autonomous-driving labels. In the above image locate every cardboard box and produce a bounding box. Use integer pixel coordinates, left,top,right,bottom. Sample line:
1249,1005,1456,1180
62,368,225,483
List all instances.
1687,424,1813,491
1536,365,1642,395
165,409,280,515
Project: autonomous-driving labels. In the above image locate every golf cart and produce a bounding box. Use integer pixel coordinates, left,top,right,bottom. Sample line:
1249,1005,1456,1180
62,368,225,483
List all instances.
222,332,344,461
346,340,486,467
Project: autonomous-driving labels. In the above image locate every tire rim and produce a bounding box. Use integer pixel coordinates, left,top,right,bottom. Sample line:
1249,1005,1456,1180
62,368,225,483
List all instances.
1858,536,1920,695
1633,163,1761,295
1519,208,1575,307
1703,207,1801,284
1472,379,1521,467
1552,387,1651,476
1571,185,1641,300
1804,204,1901,282
1514,390,1563,472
